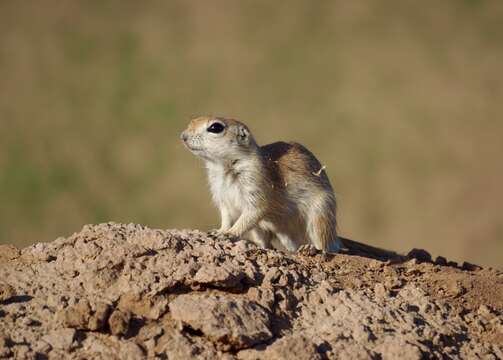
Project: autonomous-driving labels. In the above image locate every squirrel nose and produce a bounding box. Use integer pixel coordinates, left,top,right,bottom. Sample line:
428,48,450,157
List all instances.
180,132,188,142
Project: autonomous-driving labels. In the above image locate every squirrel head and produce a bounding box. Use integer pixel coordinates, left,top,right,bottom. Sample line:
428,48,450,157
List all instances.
181,116,258,162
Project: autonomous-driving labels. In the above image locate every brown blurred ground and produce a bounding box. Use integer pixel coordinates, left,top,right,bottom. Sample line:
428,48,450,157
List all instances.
0,1,502,267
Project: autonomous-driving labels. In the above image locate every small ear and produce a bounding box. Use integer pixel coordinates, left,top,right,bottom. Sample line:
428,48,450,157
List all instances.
237,125,251,146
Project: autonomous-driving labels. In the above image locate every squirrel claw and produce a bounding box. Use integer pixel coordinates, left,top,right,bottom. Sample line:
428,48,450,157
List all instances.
206,230,238,242
207,229,221,239
297,244,320,256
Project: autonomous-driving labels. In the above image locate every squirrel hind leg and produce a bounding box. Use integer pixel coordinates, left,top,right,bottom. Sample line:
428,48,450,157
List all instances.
326,235,343,253
306,196,342,253
275,232,299,252
248,228,273,249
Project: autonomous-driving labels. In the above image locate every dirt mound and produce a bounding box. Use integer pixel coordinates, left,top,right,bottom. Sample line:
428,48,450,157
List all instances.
0,223,502,359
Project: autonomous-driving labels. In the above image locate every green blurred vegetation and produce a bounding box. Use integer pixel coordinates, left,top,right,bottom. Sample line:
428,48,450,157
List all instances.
0,1,502,267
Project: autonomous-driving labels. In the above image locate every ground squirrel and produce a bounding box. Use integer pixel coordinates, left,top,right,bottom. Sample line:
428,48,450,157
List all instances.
181,116,343,253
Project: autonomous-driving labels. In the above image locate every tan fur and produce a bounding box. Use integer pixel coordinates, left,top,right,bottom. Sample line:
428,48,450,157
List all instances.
181,116,342,253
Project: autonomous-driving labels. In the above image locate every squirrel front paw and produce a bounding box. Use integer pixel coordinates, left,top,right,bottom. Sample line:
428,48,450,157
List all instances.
206,229,238,242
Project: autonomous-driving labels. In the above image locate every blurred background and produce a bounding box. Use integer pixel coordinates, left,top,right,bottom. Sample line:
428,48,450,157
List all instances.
1,1,502,267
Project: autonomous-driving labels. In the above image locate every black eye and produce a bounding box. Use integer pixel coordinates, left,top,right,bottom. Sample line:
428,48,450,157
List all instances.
207,122,225,134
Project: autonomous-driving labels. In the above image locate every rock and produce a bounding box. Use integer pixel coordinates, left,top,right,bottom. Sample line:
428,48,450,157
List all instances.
59,300,92,329
74,332,145,359
374,339,423,360
118,342,145,360
239,335,324,360
262,267,281,286
137,322,163,342
108,309,131,336
33,340,52,355
58,300,110,331
0,245,20,262
155,325,209,359
0,223,499,359
247,287,275,309
0,283,16,302
263,335,322,360
448,281,466,298
0,335,12,358
169,294,272,350
193,264,245,289
13,345,31,359
42,328,77,351
88,302,111,331
118,292,168,320
374,283,388,298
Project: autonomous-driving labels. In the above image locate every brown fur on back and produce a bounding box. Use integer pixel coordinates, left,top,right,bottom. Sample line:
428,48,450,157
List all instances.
260,142,332,190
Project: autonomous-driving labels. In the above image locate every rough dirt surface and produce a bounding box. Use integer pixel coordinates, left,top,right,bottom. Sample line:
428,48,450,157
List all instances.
0,223,502,359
